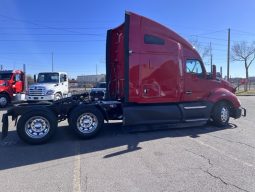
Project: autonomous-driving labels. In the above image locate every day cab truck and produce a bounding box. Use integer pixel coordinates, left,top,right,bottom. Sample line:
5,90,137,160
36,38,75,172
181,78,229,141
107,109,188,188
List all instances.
26,72,68,101
2,12,246,144
0,70,25,108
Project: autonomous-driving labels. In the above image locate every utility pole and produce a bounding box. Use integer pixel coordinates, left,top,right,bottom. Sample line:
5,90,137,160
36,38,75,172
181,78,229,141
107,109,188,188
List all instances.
210,42,213,72
227,28,231,81
220,66,222,77
0,65,3,70
23,64,27,90
96,64,98,82
51,52,54,72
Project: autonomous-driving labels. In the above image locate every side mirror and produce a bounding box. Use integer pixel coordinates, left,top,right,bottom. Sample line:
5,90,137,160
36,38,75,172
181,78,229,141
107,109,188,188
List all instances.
33,74,36,83
212,65,216,80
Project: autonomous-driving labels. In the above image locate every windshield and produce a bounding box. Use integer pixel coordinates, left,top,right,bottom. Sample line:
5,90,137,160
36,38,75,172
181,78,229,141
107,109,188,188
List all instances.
95,82,106,88
0,73,12,80
37,73,59,83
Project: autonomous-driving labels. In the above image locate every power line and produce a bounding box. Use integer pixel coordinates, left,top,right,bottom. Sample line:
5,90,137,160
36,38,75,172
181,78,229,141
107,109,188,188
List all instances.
211,48,228,51
0,33,105,36
190,35,244,44
0,13,93,34
189,35,228,41
0,27,109,30
0,18,118,24
187,29,226,37
232,29,255,36
0,39,105,42
0,52,103,55
189,40,227,47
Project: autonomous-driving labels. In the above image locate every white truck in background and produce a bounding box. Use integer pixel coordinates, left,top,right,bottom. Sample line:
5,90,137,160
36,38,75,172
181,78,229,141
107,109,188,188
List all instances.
26,72,68,101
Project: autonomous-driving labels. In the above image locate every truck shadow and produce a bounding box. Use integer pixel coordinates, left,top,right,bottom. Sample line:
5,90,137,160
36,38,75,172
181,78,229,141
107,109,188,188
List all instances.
0,122,237,170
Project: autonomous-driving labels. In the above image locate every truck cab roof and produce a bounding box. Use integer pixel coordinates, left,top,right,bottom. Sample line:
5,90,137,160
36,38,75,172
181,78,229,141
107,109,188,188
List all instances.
0,70,23,74
39,72,67,74
106,11,204,103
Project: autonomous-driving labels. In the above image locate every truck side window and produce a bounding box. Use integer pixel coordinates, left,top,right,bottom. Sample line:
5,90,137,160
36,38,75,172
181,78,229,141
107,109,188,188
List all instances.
186,60,203,77
15,74,21,81
144,34,165,45
60,74,67,82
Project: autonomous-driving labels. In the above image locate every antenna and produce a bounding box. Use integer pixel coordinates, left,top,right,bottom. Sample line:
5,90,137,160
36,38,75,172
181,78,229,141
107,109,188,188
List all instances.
51,52,54,72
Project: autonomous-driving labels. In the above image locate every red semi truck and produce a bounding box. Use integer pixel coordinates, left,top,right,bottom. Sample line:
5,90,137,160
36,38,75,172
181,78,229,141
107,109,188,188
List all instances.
0,70,25,108
2,12,246,144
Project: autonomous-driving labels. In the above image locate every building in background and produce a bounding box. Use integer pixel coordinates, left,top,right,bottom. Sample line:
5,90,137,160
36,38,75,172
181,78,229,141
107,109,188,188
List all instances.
69,79,78,88
77,74,105,87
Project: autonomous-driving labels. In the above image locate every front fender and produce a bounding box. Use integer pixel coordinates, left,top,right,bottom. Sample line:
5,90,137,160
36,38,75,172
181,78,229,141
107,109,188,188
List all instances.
207,88,240,108
0,91,12,100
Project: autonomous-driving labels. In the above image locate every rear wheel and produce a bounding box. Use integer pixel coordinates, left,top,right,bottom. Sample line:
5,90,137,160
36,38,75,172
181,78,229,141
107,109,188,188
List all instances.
69,107,103,139
211,102,230,127
17,110,57,144
0,94,9,108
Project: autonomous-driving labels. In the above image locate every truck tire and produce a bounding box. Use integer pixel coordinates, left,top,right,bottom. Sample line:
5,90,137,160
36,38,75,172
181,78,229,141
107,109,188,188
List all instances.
54,93,62,100
69,106,104,139
0,94,9,108
17,110,57,144
211,102,230,127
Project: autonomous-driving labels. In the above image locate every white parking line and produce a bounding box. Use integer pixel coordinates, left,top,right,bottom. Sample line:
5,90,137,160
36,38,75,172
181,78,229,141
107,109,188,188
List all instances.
191,138,255,169
73,142,81,192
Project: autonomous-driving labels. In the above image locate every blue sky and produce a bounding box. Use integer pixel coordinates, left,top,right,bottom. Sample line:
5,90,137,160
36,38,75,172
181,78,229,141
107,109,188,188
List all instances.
0,0,255,78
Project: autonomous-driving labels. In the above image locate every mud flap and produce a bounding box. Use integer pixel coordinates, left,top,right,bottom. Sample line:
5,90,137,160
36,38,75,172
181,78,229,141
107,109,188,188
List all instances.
1,113,9,139
241,107,246,117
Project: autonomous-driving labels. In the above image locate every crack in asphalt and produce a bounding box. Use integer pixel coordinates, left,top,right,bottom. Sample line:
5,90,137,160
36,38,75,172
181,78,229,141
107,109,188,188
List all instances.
184,149,213,168
84,175,88,192
184,149,250,192
57,184,62,192
203,169,250,192
190,138,255,169
207,134,255,150
73,142,81,192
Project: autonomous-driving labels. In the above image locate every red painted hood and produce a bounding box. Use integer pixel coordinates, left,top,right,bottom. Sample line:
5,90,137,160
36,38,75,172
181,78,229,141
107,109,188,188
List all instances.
220,79,235,93
0,80,9,90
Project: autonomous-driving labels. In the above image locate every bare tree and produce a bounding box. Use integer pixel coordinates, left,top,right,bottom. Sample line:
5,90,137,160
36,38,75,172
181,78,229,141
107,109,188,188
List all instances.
190,39,211,59
232,41,255,91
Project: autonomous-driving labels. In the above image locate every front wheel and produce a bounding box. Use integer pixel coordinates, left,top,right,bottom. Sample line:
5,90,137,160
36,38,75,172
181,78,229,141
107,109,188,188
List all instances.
0,94,9,108
17,110,57,144
211,102,230,127
54,93,62,101
69,107,104,139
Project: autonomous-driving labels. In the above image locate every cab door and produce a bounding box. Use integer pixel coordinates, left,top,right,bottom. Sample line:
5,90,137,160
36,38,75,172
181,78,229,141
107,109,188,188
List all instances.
60,73,68,94
13,73,23,93
182,59,209,101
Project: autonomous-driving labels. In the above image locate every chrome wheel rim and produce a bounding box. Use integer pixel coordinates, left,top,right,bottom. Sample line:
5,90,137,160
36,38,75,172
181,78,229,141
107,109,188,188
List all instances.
0,96,7,106
221,107,229,123
25,116,50,138
77,113,98,133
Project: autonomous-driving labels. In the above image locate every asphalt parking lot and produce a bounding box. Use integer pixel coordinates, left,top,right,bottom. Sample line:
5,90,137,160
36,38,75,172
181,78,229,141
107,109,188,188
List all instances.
0,96,254,192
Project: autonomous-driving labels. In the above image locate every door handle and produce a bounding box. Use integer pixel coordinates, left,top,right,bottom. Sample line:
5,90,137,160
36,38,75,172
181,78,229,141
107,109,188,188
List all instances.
186,91,192,95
